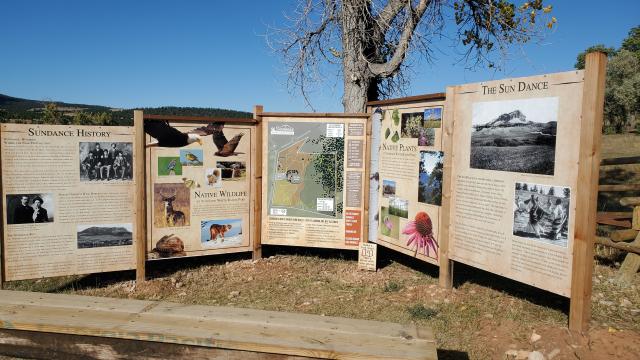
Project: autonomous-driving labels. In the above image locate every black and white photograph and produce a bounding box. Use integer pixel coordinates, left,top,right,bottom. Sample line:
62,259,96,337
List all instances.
513,182,570,247
80,142,133,181
6,193,55,224
470,97,558,175
77,223,133,249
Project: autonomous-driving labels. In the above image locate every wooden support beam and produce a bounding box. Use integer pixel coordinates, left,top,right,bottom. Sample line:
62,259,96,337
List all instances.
252,105,263,260
439,86,456,289
633,207,640,230
570,51,607,333
610,229,639,242
596,236,640,255
134,110,147,283
616,232,640,284
620,197,640,207
599,184,640,192
0,290,437,360
0,125,4,290
600,156,640,166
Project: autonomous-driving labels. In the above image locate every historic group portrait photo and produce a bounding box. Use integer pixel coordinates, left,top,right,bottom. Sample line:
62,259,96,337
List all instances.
79,142,133,182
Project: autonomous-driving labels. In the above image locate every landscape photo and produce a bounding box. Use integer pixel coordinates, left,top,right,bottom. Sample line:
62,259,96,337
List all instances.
470,97,558,175
423,107,442,128
418,151,444,206
513,182,570,248
388,197,409,218
77,224,133,249
382,179,396,198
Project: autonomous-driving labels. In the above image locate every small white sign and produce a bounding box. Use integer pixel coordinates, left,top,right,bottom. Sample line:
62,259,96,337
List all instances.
274,173,287,181
326,124,344,138
271,124,295,136
316,198,334,212
270,208,287,216
358,242,377,271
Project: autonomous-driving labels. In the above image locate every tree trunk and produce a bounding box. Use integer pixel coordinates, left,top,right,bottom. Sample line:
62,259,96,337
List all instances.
341,0,375,113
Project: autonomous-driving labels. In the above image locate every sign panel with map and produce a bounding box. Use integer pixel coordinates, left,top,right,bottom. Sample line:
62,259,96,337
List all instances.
261,114,368,250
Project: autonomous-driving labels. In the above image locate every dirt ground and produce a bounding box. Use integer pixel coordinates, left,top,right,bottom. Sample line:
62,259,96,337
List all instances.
3,134,639,360
5,246,639,360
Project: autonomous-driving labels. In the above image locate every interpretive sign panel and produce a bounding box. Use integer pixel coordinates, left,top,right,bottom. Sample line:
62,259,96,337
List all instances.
367,97,446,265
1,123,138,281
145,118,257,260
447,71,585,296
261,114,368,250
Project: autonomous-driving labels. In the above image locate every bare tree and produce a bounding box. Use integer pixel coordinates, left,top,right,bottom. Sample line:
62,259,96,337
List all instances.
269,0,555,112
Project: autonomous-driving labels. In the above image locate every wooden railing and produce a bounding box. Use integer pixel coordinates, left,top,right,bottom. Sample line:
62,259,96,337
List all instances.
596,156,640,282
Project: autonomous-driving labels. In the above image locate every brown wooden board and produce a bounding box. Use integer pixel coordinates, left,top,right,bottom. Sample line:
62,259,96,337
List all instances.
0,290,437,360
144,114,258,260
0,124,139,281
446,70,587,297
261,113,368,250
367,97,446,266
444,53,606,324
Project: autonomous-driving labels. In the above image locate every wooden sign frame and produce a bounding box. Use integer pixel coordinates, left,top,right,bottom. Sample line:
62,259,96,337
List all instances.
0,119,145,286
259,110,370,250
364,94,449,272
140,111,261,278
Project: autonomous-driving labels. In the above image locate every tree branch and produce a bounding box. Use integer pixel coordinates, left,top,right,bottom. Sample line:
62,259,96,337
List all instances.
367,0,431,77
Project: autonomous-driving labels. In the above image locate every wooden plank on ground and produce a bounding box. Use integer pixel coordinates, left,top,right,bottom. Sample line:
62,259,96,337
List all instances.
0,328,310,360
0,291,437,360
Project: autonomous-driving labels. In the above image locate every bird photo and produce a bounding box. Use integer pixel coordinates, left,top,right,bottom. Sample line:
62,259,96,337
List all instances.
144,120,203,148
157,156,182,176
180,149,203,166
145,121,246,158
190,122,245,157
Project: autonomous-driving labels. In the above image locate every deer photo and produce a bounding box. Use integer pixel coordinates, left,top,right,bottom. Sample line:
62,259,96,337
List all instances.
160,192,186,227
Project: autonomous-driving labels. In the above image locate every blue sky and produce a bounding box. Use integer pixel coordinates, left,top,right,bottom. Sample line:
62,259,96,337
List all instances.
1,1,638,113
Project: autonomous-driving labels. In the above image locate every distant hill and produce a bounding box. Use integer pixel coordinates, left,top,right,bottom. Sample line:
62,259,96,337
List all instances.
0,93,252,125
78,226,132,237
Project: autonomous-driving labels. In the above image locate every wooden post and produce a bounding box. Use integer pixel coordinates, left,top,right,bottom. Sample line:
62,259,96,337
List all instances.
362,106,373,244
134,110,147,283
569,52,607,332
438,87,455,289
0,125,4,290
252,105,264,260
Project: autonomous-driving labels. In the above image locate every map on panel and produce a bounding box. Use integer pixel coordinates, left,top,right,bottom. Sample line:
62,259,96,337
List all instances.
267,122,344,219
